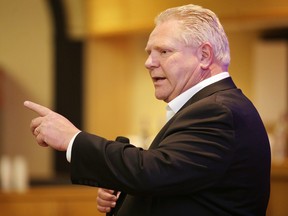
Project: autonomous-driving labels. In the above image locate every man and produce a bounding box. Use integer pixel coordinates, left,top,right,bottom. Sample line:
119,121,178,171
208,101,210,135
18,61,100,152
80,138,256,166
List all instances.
24,4,271,216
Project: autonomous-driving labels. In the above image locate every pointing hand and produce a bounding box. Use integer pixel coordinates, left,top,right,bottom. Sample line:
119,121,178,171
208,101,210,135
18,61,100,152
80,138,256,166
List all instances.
24,101,80,151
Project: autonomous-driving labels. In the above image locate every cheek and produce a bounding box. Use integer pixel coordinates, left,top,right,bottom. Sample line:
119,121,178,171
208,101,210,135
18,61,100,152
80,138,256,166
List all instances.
164,66,180,87
164,58,183,78
171,64,199,92
162,54,197,85
167,63,190,83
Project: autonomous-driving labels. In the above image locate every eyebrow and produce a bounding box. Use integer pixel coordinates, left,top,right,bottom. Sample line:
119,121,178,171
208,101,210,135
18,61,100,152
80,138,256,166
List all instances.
145,43,175,53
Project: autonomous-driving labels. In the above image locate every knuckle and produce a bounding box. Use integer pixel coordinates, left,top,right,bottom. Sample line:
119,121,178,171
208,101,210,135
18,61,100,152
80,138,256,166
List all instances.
97,206,110,213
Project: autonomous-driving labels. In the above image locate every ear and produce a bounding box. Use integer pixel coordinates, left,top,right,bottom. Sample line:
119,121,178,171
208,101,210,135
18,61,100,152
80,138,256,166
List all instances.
198,43,213,70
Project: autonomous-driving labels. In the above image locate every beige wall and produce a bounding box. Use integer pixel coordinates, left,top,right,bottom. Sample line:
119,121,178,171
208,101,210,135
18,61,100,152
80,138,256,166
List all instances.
227,30,259,97
0,0,54,178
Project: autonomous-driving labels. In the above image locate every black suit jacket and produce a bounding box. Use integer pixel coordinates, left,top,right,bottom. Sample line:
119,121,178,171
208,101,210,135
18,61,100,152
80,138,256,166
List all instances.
71,77,271,216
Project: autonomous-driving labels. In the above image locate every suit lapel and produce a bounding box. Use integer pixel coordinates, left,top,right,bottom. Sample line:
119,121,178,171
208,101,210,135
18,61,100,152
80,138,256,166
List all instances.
179,77,236,111
149,77,237,149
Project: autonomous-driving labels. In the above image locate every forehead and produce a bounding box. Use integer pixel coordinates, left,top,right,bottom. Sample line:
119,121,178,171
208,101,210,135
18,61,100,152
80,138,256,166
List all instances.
145,20,184,49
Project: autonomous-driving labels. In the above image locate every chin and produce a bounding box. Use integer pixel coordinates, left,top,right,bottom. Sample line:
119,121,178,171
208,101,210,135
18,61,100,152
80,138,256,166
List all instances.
155,94,164,101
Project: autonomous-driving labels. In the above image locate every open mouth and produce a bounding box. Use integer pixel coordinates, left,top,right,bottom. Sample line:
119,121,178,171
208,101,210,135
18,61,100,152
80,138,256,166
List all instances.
153,77,166,83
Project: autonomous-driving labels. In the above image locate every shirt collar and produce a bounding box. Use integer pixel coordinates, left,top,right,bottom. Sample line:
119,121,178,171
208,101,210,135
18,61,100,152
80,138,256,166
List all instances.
166,72,230,119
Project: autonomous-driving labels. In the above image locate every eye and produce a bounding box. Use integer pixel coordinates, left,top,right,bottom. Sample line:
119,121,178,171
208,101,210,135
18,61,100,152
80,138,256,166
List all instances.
161,50,167,54
160,49,171,55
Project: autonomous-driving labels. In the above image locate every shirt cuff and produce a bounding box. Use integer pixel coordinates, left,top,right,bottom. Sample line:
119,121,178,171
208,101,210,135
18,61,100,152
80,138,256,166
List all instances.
66,131,81,163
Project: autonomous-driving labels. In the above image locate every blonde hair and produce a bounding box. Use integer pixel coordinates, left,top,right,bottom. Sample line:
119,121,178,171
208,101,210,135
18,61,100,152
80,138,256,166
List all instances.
155,4,230,67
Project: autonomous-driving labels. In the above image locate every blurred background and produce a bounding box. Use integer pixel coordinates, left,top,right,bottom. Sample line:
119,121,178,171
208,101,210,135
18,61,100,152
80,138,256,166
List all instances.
0,0,287,215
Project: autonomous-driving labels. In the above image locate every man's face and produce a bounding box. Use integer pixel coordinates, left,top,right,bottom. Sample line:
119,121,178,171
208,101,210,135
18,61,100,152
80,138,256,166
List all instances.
145,20,202,103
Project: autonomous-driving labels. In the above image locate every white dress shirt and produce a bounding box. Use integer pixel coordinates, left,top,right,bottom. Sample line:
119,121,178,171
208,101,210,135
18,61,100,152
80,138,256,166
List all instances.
166,72,230,121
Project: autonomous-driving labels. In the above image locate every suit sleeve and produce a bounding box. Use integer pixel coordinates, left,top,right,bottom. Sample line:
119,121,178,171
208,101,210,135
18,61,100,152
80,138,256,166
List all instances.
70,100,235,196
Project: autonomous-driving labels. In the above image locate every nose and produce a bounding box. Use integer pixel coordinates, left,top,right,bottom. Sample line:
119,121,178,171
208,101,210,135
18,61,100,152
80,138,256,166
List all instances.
145,54,158,70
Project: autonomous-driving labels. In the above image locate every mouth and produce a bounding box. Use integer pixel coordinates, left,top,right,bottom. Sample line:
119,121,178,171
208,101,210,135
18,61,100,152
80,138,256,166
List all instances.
152,76,166,84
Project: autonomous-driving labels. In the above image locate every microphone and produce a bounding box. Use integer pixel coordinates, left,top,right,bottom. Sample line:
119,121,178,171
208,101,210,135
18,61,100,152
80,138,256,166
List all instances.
106,136,130,216
115,136,130,145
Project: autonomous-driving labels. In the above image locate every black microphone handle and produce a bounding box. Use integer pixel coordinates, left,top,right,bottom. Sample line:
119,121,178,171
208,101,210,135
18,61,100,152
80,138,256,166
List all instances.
115,136,130,144
106,136,130,216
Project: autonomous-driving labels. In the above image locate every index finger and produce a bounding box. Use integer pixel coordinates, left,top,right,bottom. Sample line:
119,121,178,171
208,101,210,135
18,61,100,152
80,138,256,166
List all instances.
24,100,52,116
